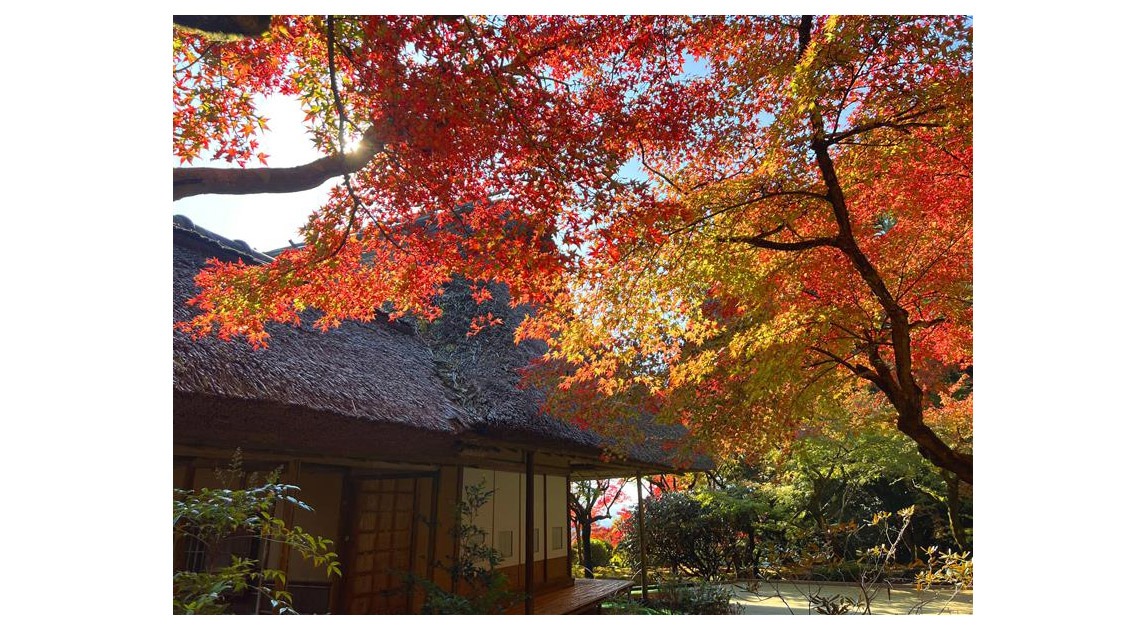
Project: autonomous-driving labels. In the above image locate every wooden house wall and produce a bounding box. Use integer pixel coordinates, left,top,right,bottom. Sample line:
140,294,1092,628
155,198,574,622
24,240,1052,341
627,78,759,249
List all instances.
460,466,571,593
174,454,446,614
175,452,578,614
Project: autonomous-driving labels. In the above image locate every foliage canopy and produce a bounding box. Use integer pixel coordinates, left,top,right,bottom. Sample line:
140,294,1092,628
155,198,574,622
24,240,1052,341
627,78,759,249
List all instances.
173,15,972,482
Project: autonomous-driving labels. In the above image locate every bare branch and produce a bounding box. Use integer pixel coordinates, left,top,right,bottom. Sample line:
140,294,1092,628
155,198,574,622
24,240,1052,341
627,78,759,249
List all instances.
808,347,883,387
894,223,972,301
828,321,867,342
637,141,685,194
720,234,837,251
665,189,829,241
826,106,946,145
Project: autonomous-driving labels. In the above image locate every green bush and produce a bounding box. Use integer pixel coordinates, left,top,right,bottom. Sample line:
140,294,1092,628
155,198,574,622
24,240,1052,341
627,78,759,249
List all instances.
572,537,617,577
172,451,340,615
589,538,613,567
619,492,738,579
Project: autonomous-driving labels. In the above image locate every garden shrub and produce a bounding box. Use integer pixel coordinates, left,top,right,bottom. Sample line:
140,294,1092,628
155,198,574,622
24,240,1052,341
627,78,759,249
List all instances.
589,538,613,567
654,580,743,615
172,450,340,615
619,491,738,579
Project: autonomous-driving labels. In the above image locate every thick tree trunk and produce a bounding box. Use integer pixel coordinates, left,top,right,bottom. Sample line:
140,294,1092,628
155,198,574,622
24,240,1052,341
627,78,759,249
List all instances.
795,15,973,486
173,128,387,200
897,410,973,485
173,16,271,39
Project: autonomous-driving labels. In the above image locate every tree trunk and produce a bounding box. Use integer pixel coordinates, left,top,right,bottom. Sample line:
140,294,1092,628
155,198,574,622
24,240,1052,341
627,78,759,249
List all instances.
172,128,388,200
796,15,973,487
943,472,969,551
581,521,594,578
173,16,271,39
745,527,757,579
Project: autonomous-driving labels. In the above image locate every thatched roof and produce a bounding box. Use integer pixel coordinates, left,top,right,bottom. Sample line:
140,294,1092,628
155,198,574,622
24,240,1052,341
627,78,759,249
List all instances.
173,216,705,472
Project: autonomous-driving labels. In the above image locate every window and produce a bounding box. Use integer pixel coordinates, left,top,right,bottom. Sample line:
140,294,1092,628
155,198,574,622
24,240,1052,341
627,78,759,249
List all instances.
497,530,514,558
181,530,260,572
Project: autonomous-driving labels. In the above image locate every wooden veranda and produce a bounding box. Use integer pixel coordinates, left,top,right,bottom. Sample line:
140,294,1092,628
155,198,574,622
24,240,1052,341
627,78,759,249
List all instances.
505,579,634,615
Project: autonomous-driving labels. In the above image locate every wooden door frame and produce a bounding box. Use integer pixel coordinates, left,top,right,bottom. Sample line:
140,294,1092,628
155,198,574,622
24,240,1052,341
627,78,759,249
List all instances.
336,471,437,614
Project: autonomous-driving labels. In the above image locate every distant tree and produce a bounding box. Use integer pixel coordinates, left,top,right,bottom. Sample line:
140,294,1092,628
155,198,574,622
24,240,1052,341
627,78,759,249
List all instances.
568,478,629,578
620,491,737,580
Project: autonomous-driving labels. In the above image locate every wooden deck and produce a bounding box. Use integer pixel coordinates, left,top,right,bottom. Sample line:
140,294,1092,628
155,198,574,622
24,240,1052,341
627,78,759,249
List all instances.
505,579,634,615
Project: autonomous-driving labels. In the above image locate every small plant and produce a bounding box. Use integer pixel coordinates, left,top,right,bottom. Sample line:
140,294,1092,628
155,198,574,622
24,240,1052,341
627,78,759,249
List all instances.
173,450,340,614
809,593,856,615
602,596,670,615
414,482,520,614
655,580,744,615
915,547,973,591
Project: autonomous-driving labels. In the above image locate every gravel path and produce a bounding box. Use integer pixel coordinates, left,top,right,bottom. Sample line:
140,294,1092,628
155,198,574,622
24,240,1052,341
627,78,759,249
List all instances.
728,581,972,615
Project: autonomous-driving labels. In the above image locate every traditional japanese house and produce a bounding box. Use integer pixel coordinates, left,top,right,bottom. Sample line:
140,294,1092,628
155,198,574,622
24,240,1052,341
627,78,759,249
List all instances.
172,216,703,614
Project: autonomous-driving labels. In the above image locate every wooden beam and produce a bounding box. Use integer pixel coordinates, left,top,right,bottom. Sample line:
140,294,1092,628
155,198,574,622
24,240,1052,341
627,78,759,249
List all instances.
427,471,441,583
173,444,439,473
566,482,574,579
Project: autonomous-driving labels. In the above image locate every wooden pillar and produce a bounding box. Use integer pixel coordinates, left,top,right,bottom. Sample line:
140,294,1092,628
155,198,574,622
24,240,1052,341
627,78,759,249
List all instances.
636,472,648,603
427,471,441,580
277,459,302,574
524,452,535,614
566,483,574,579
331,470,356,613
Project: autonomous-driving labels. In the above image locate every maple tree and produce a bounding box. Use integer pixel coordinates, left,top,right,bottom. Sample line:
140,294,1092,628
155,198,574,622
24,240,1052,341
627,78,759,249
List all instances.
526,15,973,484
568,478,629,578
173,16,972,484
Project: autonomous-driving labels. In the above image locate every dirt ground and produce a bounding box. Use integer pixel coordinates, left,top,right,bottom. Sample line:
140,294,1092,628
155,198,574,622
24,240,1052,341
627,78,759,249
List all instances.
728,580,972,615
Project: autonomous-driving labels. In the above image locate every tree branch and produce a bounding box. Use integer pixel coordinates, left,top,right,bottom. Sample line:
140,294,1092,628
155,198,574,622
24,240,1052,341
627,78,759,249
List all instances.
809,346,884,388
174,16,271,40
865,344,899,393
719,234,837,251
664,189,828,239
322,16,402,253
826,106,946,145
909,317,946,330
172,129,387,200
637,140,685,194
